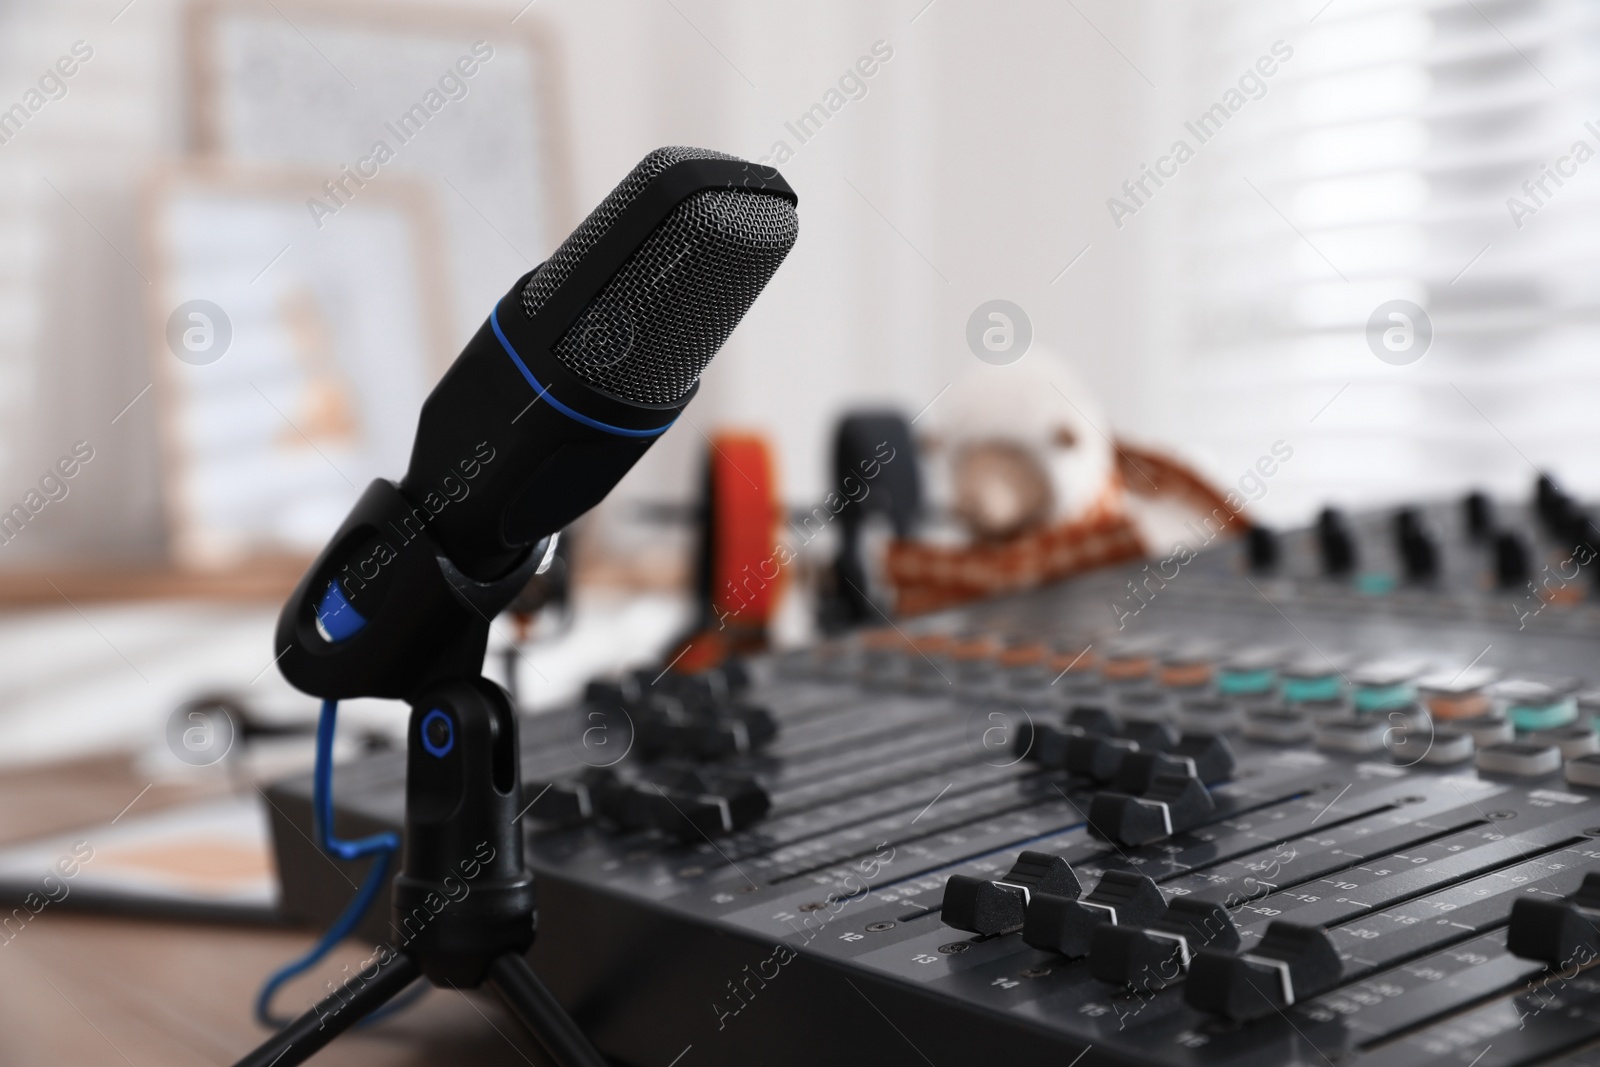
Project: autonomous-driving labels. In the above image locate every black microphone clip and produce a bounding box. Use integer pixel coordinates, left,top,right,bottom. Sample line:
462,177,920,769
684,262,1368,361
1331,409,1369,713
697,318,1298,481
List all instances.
273,478,553,703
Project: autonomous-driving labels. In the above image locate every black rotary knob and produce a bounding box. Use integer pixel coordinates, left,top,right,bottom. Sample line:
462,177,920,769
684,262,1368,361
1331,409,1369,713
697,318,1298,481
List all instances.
1394,509,1439,582
1494,530,1530,588
1246,525,1280,573
1317,508,1356,576
1463,490,1494,541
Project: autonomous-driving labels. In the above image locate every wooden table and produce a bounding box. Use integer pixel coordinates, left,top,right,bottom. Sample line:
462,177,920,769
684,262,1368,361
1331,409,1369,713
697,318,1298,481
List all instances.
0,754,556,1065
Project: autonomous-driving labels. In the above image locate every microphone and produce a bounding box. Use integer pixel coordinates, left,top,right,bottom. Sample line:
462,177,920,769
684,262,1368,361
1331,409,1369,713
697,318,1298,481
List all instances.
402,146,799,581
276,147,797,699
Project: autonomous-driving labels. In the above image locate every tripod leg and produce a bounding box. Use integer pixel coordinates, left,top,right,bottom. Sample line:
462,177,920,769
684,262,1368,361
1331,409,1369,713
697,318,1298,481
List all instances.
232,950,422,1067
487,952,609,1067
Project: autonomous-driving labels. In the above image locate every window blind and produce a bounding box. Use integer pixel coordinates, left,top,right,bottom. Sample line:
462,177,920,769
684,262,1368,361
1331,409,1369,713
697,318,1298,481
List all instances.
1163,0,1600,522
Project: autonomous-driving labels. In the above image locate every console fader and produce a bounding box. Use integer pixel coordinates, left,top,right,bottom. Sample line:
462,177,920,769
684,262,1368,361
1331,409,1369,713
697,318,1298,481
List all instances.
268,475,1600,1067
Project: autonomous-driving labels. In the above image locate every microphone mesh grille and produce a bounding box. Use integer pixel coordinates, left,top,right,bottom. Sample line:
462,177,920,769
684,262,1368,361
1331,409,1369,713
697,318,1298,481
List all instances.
520,147,798,405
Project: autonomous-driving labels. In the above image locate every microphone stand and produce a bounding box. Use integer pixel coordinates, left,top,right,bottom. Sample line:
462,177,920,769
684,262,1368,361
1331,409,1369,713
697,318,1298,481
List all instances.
232,479,607,1067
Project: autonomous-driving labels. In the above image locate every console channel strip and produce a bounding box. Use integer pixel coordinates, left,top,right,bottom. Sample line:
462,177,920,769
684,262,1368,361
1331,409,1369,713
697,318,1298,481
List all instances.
267,478,1600,1067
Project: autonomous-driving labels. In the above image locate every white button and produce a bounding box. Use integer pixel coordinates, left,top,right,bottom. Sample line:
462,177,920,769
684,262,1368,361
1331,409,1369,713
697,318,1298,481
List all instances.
1527,726,1600,759
1178,703,1243,733
1476,742,1562,777
1566,753,1600,788
1457,716,1514,747
1314,719,1388,754
1417,730,1475,766
1244,711,1310,744
1299,699,1354,724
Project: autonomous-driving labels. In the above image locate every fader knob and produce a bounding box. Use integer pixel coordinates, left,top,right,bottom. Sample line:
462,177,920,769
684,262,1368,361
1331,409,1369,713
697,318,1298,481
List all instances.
588,770,655,831
1021,870,1164,958
942,851,1081,935
519,778,595,824
646,774,771,839
1110,751,1194,794
1185,921,1342,1021
1066,704,1121,736
1089,896,1242,987
1018,722,1080,767
1121,720,1179,753
1087,773,1215,846
1063,735,1139,783
1508,871,1600,966
1171,732,1236,783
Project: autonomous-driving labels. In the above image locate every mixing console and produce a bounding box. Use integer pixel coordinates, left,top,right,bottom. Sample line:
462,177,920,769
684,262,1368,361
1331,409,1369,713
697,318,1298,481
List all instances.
268,476,1600,1067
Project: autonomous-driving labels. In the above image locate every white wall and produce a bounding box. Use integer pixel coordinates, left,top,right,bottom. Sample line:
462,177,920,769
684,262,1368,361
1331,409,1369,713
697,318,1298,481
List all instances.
541,0,1164,547
0,0,1168,568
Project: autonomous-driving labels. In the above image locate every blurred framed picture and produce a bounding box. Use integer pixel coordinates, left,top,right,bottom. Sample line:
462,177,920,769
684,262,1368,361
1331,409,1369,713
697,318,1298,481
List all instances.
184,0,574,342
143,162,453,569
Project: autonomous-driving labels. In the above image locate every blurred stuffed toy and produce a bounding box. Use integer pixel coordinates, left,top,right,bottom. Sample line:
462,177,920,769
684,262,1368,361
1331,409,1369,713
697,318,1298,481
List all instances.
888,347,1245,615
935,350,1118,539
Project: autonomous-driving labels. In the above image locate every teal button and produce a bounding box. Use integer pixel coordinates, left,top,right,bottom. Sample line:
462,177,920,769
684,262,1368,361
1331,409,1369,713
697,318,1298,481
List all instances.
1219,669,1275,696
1355,683,1415,713
1508,698,1578,731
1356,573,1395,596
1283,676,1342,703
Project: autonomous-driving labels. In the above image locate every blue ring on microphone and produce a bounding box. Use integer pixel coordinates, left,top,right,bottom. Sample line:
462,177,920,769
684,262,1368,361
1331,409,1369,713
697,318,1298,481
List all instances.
420,709,454,758
490,308,675,439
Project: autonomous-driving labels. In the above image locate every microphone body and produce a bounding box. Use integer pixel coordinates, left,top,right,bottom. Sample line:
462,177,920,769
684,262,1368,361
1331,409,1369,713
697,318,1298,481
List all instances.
274,148,797,701
397,275,684,583
406,151,798,581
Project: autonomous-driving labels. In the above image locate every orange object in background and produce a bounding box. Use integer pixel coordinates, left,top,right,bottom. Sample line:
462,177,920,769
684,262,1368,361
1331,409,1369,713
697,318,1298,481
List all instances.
1425,692,1492,720
1101,649,1155,681
1160,660,1215,688
885,479,1145,616
708,433,784,628
669,431,784,673
885,442,1248,616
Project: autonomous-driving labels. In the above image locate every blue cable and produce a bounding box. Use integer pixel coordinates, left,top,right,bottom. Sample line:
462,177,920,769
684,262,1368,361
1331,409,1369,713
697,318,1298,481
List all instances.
255,700,422,1028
